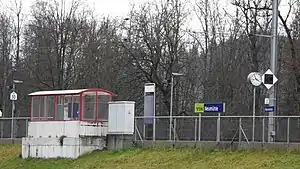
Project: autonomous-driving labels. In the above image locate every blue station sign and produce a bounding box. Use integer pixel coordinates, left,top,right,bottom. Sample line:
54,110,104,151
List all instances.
264,106,274,112
195,103,225,113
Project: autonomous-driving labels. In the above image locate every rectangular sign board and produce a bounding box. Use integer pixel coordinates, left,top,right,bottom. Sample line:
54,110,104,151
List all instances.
264,106,274,112
195,103,225,113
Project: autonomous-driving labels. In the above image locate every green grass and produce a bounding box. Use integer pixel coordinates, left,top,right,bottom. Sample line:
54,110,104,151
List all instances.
1,144,300,169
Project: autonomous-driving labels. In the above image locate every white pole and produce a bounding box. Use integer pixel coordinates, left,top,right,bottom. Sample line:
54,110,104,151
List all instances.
169,75,174,141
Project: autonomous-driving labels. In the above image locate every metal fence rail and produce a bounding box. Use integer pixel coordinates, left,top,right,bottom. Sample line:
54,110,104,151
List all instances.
0,117,30,138
1,115,299,144
134,116,300,143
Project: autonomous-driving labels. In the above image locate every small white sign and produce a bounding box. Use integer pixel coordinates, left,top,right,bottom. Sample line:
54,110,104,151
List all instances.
144,83,155,93
264,98,270,105
0,110,2,117
10,92,17,101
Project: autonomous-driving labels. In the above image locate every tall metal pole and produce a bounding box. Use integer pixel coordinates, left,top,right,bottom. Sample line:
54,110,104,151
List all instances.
268,0,279,142
169,75,174,141
11,83,15,139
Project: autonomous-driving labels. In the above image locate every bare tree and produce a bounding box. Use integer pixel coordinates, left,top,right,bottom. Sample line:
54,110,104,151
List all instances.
119,0,190,115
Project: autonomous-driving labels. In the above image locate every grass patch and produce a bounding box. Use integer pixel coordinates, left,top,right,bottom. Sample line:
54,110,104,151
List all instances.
1,145,300,169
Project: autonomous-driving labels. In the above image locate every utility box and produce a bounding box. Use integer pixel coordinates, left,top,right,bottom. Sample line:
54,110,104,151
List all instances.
108,101,135,134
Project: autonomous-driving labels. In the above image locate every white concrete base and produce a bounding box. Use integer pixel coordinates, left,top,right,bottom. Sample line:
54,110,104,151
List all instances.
28,121,108,138
22,137,106,159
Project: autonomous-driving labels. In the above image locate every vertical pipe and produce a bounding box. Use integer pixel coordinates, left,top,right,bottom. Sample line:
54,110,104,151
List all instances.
287,117,290,144
252,87,256,142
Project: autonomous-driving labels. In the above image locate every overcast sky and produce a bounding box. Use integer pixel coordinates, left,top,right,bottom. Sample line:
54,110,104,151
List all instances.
0,0,293,32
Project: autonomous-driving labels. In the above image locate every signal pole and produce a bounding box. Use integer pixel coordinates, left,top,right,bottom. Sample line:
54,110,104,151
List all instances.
268,0,279,142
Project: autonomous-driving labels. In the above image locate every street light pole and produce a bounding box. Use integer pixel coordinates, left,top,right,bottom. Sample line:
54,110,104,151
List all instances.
169,75,174,141
169,73,184,141
268,0,279,142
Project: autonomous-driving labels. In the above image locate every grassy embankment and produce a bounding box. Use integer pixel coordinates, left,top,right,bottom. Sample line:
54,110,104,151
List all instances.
1,144,300,169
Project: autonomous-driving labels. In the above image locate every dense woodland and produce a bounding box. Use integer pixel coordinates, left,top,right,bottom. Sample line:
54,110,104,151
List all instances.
0,0,300,118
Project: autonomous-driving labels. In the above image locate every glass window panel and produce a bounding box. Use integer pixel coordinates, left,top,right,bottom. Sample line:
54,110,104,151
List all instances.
39,96,45,120
57,96,64,120
47,96,55,120
64,96,72,120
71,95,80,120
97,95,110,120
32,96,41,120
83,92,96,120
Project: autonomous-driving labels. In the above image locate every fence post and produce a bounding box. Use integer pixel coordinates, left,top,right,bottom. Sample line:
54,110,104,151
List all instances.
252,116,255,143
143,123,145,140
262,117,265,144
287,117,290,144
153,117,156,141
198,114,201,141
134,118,137,142
0,120,3,138
216,113,221,142
25,119,28,137
173,118,176,142
239,117,242,144
194,118,197,141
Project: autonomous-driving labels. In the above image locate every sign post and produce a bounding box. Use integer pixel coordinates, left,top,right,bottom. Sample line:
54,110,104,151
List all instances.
9,80,23,140
194,102,225,142
10,89,18,139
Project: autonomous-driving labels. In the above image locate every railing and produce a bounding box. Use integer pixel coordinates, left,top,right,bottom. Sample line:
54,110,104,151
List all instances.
134,116,300,143
0,117,30,139
1,115,300,144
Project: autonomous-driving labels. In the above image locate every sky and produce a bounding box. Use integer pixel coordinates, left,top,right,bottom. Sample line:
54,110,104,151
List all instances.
0,0,294,33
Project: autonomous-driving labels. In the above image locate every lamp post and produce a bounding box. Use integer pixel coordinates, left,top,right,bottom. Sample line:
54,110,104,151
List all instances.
11,79,23,139
169,72,184,141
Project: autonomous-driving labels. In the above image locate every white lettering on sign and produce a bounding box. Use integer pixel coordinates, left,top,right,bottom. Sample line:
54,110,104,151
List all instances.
204,106,218,112
265,108,274,111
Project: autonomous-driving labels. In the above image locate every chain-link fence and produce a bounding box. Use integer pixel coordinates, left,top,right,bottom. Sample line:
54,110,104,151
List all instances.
2,115,300,144
0,117,30,138
134,116,300,143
